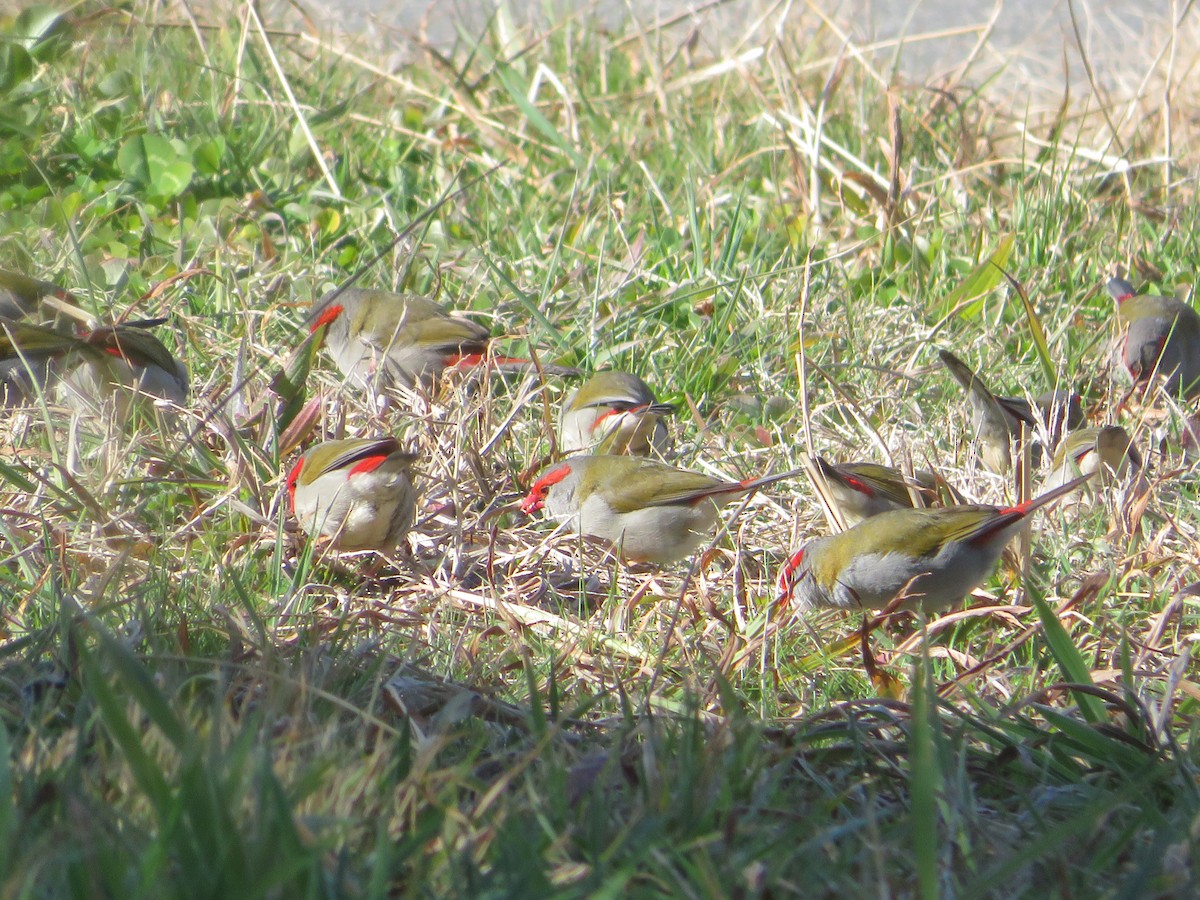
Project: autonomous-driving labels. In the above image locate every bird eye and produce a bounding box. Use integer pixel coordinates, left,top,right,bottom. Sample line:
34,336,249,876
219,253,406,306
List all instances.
286,459,303,493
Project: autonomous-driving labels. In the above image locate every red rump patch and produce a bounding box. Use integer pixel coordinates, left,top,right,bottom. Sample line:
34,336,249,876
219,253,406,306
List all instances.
310,303,344,332
446,354,529,370
444,353,484,369
844,475,873,496
348,455,388,477
85,330,129,361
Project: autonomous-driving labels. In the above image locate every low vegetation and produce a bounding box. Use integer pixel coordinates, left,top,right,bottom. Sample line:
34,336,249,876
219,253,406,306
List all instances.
1,1,1198,895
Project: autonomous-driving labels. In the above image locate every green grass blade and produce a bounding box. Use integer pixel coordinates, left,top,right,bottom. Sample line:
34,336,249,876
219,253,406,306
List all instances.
963,764,1170,895
936,232,1014,319
1038,707,1152,773
910,652,941,900
93,626,191,749
1030,590,1106,724
493,63,584,168
78,641,173,814
0,721,12,864
998,266,1056,387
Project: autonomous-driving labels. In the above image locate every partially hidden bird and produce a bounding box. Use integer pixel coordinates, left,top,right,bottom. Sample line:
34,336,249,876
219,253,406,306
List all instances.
0,319,187,416
0,269,94,402
520,455,804,565
939,349,1082,473
1042,425,1141,494
287,436,419,552
777,473,1091,614
558,371,674,456
1107,275,1200,399
0,268,89,326
308,288,578,392
810,456,955,528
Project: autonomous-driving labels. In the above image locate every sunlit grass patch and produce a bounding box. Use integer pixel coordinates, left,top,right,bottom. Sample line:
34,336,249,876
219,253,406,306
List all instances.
1,0,1198,894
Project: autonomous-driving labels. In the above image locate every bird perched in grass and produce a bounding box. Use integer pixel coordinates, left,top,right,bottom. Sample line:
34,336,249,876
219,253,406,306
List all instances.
0,319,187,417
777,474,1090,614
1107,276,1200,399
809,456,957,527
1042,425,1141,495
939,349,1082,473
0,269,95,402
307,288,578,393
287,436,419,552
521,455,803,565
558,371,674,456
0,268,89,326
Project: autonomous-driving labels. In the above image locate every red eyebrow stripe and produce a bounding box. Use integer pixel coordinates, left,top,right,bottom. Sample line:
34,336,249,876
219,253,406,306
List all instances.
535,464,572,489
595,402,649,425
594,407,623,426
286,458,304,513
310,304,344,332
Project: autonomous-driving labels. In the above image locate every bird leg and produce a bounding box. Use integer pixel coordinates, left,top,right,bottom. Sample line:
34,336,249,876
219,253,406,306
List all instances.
857,609,903,698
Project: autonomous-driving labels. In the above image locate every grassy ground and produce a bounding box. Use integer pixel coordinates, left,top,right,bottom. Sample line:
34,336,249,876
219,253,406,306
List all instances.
2,0,1199,895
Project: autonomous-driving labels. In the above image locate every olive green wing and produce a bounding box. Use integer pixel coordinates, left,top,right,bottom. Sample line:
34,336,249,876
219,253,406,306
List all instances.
584,458,726,512
843,506,1001,558
839,462,916,506
89,326,181,375
0,320,81,359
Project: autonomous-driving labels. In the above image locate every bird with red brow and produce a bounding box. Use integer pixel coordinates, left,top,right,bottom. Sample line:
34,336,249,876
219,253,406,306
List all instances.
521,455,803,565
776,474,1091,615
558,371,675,456
287,436,419,552
1107,275,1200,398
307,287,578,393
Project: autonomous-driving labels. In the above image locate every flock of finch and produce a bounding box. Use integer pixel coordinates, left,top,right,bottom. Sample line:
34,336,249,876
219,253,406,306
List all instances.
0,265,1193,618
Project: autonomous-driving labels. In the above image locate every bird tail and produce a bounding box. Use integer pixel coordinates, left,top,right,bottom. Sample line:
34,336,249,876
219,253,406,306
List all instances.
446,354,581,378
738,466,808,492
938,349,996,401
812,455,842,482
0,320,82,360
968,472,1095,544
